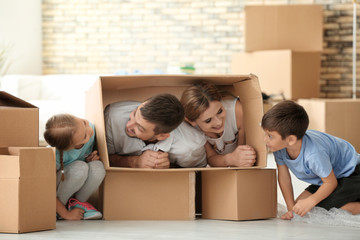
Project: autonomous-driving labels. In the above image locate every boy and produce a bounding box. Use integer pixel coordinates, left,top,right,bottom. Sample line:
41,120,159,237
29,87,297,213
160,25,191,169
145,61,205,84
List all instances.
261,100,360,219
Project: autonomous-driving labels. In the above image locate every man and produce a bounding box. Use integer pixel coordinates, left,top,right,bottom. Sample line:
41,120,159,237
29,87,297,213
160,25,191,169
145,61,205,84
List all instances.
104,93,207,168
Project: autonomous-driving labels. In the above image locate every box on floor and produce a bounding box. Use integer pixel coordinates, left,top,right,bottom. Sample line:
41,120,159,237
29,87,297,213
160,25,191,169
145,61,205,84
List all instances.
0,147,56,233
86,74,277,221
0,91,39,147
232,50,321,100
244,4,323,52
297,98,360,153
0,91,56,233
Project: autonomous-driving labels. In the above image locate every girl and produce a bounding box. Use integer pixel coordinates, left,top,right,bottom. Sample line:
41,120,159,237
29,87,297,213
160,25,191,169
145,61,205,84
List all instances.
180,81,256,167
44,114,105,220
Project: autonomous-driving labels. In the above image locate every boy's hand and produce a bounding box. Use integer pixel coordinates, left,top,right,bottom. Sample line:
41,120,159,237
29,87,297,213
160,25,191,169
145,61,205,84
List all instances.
281,211,294,220
292,197,316,217
86,150,100,162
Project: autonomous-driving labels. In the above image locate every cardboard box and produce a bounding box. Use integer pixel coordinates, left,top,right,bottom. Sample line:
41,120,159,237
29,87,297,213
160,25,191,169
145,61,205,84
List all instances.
0,147,56,233
297,98,360,153
232,50,321,100
0,91,39,147
86,74,274,220
244,4,323,52
202,168,277,220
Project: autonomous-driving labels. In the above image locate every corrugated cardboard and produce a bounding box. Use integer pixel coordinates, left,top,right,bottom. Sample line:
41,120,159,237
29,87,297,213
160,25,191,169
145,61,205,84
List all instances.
0,91,39,147
297,98,360,153
232,50,321,100
202,169,277,220
0,147,56,233
86,75,275,220
244,5,323,52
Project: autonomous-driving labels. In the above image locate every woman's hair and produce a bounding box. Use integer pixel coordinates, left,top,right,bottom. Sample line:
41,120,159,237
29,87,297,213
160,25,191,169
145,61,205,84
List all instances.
180,81,223,122
43,114,77,181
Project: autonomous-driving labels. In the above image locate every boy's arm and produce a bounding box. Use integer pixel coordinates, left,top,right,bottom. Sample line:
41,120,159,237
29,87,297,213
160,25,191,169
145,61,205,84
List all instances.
293,170,337,217
277,164,296,219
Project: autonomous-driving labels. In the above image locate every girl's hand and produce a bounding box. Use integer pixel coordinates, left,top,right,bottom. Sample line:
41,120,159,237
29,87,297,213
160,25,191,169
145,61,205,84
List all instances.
63,208,84,220
86,150,100,162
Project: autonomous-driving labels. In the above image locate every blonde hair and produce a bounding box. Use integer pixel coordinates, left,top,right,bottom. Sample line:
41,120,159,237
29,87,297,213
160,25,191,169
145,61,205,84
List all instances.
180,81,223,122
43,114,76,181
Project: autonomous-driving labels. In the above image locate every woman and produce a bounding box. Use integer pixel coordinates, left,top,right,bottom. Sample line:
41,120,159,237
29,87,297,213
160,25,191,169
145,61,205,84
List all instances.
180,81,256,167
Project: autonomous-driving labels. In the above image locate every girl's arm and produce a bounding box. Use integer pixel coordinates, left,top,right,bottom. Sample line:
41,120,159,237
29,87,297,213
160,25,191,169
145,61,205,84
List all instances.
277,164,296,220
293,170,337,217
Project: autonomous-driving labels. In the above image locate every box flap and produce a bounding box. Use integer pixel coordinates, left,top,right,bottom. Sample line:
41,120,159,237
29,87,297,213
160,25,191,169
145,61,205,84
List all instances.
0,91,37,108
86,74,267,171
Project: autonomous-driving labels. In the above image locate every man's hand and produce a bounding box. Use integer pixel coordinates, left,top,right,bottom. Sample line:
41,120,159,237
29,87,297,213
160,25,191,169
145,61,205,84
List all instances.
135,150,170,168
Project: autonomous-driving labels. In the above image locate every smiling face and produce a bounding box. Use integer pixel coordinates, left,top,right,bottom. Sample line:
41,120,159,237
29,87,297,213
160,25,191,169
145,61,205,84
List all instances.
191,101,226,136
72,117,94,149
263,129,289,153
125,104,158,141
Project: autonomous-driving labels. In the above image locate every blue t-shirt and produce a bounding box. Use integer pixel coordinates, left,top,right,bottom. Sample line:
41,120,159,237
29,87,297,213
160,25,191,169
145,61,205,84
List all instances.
55,122,96,169
274,130,360,185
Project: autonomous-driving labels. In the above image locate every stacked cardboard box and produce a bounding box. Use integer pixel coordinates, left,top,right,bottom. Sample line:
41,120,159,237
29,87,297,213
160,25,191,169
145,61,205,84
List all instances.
85,74,277,221
0,91,56,233
232,4,323,100
297,98,360,153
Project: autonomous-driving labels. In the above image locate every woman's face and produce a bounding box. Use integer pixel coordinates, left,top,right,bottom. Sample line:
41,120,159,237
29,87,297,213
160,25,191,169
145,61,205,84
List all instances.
192,101,226,135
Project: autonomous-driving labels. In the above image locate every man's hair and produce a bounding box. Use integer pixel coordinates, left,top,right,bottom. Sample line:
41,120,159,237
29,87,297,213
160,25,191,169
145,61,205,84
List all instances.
261,100,309,140
140,93,184,134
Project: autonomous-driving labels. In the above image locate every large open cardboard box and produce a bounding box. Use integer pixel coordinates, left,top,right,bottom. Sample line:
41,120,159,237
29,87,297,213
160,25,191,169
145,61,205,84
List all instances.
297,98,360,153
244,4,323,52
0,147,56,233
232,50,321,100
86,74,276,220
0,91,39,147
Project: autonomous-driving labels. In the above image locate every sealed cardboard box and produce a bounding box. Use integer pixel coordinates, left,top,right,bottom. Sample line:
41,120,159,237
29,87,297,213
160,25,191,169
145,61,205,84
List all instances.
232,50,321,100
86,74,274,220
245,4,323,52
0,91,39,147
0,147,56,233
297,98,360,153
202,168,277,220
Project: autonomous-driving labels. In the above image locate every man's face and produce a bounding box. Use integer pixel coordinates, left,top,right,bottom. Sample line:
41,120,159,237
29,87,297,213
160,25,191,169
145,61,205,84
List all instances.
125,104,158,141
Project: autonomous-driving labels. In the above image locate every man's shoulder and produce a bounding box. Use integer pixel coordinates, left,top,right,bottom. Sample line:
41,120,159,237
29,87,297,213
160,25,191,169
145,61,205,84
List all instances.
105,100,140,115
174,122,206,145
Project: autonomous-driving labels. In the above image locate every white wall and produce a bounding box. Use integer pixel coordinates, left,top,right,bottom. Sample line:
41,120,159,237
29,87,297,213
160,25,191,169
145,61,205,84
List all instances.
0,0,42,75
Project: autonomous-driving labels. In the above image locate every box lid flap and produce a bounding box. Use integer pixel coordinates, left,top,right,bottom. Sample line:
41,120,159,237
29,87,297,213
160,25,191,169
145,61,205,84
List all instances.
0,91,37,108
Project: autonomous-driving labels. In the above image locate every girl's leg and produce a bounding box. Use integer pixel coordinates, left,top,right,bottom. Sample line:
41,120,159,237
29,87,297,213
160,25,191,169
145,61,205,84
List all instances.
57,160,89,205
75,160,105,202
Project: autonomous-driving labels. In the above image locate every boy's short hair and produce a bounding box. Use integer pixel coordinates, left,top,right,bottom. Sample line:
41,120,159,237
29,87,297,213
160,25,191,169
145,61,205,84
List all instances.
261,100,309,140
140,93,184,134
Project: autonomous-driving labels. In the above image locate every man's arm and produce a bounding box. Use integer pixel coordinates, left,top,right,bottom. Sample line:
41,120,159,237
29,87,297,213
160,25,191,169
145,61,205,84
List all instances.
293,170,337,217
109,150,170,168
